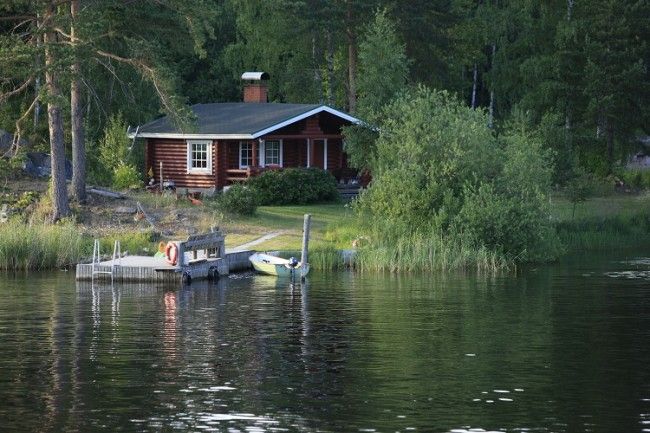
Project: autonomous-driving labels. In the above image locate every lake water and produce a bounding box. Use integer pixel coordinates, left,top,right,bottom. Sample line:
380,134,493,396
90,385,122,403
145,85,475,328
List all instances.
0,252,648,432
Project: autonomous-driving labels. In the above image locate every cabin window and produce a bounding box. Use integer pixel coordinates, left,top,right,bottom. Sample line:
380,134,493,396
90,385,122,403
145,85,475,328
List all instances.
187,140,212,174
264,140,282,166
239,141,255,168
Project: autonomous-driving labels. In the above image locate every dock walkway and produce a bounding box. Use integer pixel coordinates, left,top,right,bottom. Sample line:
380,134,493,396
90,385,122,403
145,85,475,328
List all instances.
76,231,253,284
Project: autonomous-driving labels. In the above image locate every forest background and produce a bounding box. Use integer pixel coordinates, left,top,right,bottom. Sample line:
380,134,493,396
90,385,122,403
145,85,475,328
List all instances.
0,0,648,270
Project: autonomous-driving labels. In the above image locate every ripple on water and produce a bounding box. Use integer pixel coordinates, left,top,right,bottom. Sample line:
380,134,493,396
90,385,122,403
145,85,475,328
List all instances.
605,257,650,280
622,258,650,266
604,270,650,280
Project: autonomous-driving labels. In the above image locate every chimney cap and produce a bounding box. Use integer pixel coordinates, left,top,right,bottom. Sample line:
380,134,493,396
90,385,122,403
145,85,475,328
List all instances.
241,71,270,81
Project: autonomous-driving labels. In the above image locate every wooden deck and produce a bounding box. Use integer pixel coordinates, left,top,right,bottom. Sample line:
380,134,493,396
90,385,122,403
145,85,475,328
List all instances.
75,231,254,284
75,250,253,283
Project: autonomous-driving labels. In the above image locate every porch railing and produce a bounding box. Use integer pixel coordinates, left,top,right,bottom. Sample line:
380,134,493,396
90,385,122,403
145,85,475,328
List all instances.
226,169,249,182
226,166,283,183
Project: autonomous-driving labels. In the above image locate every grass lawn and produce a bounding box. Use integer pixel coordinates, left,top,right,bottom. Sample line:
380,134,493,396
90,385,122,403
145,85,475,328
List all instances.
220,203,357,251
219,194,650,252
551,192,650,222
551,192,650,252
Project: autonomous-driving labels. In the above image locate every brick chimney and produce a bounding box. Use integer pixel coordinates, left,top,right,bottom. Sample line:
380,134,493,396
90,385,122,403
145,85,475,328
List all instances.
241,71,269,103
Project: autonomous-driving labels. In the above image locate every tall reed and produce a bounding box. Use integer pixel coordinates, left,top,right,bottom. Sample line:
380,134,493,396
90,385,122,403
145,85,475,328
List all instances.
277,246,349,271
355,235,512,273
556,212,650,252
0,220,85,270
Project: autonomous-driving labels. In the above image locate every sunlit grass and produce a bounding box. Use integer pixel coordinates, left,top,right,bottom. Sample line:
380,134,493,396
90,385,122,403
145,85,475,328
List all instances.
0,220,85,270
220,203,357,251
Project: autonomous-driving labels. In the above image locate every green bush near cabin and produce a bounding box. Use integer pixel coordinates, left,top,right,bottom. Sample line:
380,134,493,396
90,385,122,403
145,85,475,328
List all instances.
112,163,142,190
355,86,561,269
247,168,339,205
618,168,650,190
216,184,258,216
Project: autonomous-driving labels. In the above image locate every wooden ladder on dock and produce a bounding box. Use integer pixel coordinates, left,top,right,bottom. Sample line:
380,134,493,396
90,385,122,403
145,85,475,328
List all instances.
91,239,122,283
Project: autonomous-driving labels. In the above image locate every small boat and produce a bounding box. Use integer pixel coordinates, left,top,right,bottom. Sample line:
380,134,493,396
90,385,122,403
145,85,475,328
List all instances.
249,253,310,277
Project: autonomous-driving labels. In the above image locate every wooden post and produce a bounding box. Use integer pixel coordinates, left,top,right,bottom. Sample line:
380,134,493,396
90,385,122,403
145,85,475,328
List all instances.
159,161,163,192
300,214,311,280
177,241,185,268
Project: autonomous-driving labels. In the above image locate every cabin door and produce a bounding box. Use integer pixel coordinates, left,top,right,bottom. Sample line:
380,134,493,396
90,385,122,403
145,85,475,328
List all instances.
311,139,327,169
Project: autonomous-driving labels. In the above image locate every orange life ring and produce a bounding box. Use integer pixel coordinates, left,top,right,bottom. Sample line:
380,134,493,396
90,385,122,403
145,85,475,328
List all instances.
165,242,178,266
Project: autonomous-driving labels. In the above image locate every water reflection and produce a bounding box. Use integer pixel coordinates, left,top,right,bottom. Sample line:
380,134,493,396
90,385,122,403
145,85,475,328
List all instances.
0,254,647,432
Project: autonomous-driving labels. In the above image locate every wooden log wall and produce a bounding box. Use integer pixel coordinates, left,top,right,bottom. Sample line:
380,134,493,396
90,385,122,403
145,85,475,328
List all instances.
327,139,343,171
147,139,216,189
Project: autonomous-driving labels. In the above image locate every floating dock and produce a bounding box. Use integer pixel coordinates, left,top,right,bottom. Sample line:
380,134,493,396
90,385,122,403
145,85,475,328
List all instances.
75,231,253,284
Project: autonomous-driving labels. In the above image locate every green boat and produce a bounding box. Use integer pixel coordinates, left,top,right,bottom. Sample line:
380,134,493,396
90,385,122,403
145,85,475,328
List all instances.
249,253,310,277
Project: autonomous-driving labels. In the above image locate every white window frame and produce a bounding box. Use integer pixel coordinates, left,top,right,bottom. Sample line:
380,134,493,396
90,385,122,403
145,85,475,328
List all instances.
238,141,253,170
306,139,311,167
262,139,283,167
310,138,328,169
186,140,212,174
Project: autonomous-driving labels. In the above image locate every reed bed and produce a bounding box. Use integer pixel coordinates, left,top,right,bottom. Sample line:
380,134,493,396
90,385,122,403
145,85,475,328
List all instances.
556,212,650,252
0,220,85,270
355,236,511,274
277,246,349,271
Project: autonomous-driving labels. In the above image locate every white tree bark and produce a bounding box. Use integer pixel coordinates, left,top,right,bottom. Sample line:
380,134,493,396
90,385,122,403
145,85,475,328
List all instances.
471,63,478,109
488,43,496,128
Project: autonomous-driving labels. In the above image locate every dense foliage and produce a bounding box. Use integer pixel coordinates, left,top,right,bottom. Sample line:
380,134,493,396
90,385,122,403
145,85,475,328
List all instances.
2,1,647,185
92,114,142,189
216,184,258,216
247,168,339,205
356,87,560,262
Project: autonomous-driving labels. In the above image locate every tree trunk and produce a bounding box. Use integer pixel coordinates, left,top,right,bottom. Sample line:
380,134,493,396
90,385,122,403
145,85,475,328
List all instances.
606,126,615,172
567,0,574,20
311,33,322,103
34,15,42,128
471,63,478,109
488,43,496,128
325,29,334,105
44,20,70,222
71,0,86,203
34,77,41,128
346,0,357,113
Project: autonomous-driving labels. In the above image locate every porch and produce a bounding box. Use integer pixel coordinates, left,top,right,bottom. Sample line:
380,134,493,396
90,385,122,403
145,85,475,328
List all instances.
221,137,347,184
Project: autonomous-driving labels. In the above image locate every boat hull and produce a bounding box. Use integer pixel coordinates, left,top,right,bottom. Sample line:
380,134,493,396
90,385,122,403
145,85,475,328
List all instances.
249,253,310,277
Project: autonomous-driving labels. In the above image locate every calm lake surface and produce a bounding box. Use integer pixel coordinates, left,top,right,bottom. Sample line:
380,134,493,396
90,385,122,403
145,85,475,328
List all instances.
0,252,648,433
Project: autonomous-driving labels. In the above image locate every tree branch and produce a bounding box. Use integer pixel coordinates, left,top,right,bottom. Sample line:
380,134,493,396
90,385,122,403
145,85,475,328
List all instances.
0,15,36,22
0,77,35,104
3,96,38,158
53,27,72,40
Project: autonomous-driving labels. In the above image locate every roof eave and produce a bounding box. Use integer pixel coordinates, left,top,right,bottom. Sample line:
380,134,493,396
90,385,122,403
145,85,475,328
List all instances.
127,132,255,140
251,105,362,139
128,105,364,140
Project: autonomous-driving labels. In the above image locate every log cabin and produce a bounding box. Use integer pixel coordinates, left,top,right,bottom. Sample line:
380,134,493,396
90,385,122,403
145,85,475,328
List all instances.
127,72,362,194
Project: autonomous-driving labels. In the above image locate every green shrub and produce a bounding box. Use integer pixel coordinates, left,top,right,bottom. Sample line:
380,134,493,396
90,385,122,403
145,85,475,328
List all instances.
619,169,650,190
89,113,138,187
112,163,142,190
247,168,339,205
355,86,560,267
565,168,594,217
217,184,257,215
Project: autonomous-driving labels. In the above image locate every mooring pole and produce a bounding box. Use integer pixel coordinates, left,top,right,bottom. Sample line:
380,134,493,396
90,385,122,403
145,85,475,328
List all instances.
300,214,311,280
